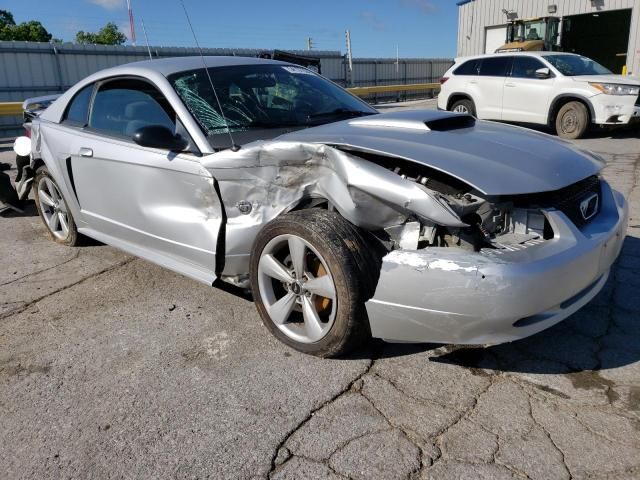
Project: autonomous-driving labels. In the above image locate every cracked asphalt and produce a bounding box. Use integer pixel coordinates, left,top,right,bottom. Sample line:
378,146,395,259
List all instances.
1,110,639,479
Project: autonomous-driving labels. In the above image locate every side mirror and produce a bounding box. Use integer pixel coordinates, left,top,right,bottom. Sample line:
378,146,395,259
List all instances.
133,125,188,152
535,67,552,79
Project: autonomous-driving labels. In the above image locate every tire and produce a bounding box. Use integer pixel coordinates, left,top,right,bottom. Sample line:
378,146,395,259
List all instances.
33,166,79,246
450,98,476,117
250,210,382,357
555,101,589,139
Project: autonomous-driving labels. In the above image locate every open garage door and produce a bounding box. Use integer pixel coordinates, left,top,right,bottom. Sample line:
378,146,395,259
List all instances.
562,9,631,74
485,25,507,54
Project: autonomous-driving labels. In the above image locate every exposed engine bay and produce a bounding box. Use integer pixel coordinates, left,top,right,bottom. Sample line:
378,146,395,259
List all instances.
344,149,553,253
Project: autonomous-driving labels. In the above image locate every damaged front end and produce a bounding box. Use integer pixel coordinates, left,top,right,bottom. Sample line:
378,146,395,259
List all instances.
203,138,627,346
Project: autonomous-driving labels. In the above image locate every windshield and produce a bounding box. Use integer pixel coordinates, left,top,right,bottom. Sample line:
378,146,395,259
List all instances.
545,55,612,76
512,20,546,42
169,64,376,139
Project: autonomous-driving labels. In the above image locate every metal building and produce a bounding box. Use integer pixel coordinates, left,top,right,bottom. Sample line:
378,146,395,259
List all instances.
456,0,640,75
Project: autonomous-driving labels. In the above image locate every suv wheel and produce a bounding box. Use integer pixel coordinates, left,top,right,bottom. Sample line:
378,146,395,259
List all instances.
450,99,476,116
555,101,589,139
250,210,381,357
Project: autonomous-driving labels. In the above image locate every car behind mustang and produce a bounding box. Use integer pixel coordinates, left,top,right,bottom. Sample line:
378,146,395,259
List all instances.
11,56,628,357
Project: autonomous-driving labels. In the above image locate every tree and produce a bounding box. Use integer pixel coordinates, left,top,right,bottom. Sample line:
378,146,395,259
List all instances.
75,22,127,45
0,9,53,42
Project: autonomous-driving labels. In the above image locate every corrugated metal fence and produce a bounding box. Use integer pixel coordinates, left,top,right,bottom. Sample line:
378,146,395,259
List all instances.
0,41,452,137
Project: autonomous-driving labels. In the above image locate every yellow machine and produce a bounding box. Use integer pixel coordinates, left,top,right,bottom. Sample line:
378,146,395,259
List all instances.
496,16,561,53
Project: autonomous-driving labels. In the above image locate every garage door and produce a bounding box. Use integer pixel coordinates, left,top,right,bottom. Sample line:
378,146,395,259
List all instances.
485,26,507,54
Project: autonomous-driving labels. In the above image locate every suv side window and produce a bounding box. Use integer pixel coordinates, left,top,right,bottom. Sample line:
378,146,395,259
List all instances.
453,59,479,76
63,84,94,126
478,56,512,77
510,56,548,78
89,78,175,138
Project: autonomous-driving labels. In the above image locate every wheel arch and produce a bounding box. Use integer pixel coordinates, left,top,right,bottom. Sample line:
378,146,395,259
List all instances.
547,94,595,126
446,92,475,111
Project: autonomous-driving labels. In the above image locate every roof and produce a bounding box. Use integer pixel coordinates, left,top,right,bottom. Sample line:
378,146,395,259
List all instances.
96,55,285,77
454,51,581,61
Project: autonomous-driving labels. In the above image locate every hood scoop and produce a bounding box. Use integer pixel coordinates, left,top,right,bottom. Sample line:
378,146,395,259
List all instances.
348,112,476,132
425,114,475,131
348,116,430,131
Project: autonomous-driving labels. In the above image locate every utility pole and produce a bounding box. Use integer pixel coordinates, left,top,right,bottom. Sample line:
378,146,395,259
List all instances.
395,44,399,74
306,37,313,50
345,29,353,86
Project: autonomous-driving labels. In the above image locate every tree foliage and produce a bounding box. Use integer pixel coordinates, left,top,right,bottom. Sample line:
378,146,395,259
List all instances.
0,9,53,42
75,22,127,45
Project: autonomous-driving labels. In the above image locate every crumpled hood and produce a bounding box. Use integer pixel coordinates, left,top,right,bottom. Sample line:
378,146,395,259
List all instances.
278,110,603,195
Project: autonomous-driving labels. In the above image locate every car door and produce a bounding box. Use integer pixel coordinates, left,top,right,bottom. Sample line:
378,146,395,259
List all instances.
502,56,557,123
70,77,222,284
469,56,512,120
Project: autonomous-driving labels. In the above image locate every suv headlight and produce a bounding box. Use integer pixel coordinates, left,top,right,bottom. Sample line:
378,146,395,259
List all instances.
589,83,640,96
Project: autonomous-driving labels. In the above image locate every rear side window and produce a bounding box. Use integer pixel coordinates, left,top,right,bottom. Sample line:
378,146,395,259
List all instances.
63,85,93,125
479,57,512,77
453,59,479,76
89,78,175,138
511,57,547,78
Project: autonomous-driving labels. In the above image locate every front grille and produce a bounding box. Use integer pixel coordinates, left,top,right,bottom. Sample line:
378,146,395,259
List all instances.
513,175,602,228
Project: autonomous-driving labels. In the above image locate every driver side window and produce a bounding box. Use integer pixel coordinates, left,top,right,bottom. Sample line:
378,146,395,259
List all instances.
89,78,176,139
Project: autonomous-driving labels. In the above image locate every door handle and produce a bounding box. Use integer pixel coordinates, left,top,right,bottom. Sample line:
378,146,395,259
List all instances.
505,82,516,87
79,147,93,157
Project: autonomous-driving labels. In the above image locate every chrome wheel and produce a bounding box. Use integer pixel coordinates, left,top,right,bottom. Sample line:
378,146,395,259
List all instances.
453,104,469,114
37,176,70,240
257,234,337,344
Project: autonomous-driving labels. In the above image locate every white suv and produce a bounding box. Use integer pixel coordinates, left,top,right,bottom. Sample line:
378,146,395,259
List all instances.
437,52,640,139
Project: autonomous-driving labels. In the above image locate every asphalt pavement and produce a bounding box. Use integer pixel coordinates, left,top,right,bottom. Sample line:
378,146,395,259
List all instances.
1,109,639,479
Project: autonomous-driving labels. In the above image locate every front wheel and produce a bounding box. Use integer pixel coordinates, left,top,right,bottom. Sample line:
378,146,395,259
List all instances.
250,210,381,357
555,101,589,139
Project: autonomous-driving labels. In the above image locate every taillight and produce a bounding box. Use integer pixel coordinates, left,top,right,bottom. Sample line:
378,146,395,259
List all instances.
24,125,31,138
439,77,449,85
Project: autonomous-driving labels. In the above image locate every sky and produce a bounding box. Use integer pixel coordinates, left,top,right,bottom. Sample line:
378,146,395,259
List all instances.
2,0,459,58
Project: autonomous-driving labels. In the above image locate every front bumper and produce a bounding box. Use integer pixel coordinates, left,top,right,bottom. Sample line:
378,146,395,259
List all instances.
366,180,628,344
591,93,639,124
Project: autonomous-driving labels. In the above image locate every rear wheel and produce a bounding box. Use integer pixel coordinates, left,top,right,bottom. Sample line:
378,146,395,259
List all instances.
450,98,476,116
555,101,589,139
250,210,381,357
33,167,79,246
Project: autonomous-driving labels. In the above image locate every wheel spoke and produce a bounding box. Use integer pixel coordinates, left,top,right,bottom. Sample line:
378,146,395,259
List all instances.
268,292,297,325
58,212,69,237
47,210,60,232
288,236,306,278
305,274,335,300
45,179,57,200
38,189,55,207
302,296,325,341
260,254,294,283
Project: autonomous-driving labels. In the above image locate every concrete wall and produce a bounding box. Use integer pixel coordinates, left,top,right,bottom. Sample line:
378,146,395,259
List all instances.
457,0,639,74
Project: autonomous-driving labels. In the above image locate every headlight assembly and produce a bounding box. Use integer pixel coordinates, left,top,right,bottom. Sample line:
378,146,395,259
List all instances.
589,83,640,96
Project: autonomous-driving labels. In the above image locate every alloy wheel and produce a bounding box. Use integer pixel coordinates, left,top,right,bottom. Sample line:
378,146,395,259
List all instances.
257,234,337,344
453,104,469,114
37,177,70,240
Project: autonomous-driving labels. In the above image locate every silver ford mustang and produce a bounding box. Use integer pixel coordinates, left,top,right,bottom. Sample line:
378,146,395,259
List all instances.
13,56,628,357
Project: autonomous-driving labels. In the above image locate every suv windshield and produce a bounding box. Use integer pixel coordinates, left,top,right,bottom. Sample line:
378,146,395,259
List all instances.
545,55,612,76
169,64,376,140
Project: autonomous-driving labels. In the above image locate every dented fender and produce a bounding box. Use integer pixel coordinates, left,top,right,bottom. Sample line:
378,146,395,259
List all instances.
200,141,465,277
